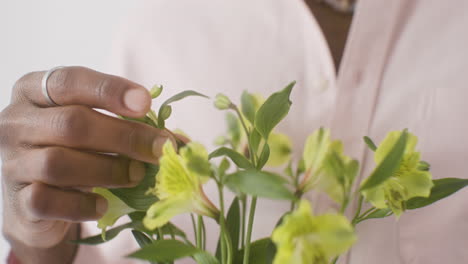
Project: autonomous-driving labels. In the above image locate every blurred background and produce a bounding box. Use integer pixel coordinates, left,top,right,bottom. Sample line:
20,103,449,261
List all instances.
0,0,138,259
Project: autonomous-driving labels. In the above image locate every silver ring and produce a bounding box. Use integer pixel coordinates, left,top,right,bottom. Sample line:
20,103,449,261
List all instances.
41,66,65,106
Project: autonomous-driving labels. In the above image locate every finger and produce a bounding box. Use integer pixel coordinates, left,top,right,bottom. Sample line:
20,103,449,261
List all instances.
4,147,146,188
20,182,107,222
24,105,174,163
13,66,151,118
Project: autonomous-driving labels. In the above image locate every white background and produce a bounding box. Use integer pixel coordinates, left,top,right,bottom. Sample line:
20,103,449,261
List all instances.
0,0,137,259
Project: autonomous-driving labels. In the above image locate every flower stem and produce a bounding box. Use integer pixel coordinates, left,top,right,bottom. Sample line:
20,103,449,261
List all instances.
352,195,364,222
201,217,206,250
218,184,233,264
190,213,197,244
240,196,247,249
243,196,258,264
197,216,203,249
233,106,256,164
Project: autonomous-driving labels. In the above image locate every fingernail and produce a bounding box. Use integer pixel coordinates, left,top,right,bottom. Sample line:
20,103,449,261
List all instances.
123,87,151,113
129,160,145,184
96,197,108,216
152,136,174,160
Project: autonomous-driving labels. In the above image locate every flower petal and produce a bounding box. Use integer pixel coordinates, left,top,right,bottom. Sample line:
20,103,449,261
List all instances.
267,133,292,167
180,142,212,183
303,128,331,172
313,213,357,257
143,195,193,230
375,131,418,164
155,141,198,199
94,188,136,238
400,170,433,198
361,185,387,209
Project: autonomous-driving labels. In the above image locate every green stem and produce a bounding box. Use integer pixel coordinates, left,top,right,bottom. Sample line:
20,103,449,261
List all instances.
157,228,164,240
219,185,227,264
201,217,206,250
243,196,258,264
197,216,203,249
352,195,364,222
340,196,349,214
240,196,247,249
233,106,256,164
190,214,197,245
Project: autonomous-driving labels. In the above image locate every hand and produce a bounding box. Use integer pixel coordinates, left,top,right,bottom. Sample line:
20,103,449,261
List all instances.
0,66,173,263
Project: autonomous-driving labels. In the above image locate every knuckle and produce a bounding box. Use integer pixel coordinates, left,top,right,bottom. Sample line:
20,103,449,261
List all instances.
0,107,13,147
39,148,65,183
68,197,87,221
121,124,141,155
47,67,74,98
27,183,50,219
51,106,91,143
12,72,36,98
94,77,115,104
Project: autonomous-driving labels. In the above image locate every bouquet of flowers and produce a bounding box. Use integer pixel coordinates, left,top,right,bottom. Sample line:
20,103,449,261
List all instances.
75,82,468,264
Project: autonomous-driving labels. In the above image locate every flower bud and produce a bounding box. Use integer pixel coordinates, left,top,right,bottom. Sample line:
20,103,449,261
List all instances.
160,105,172,120
214,94,232,110
150,85,163,99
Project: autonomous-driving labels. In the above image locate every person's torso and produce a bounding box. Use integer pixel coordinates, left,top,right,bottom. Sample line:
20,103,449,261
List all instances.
77,1,468,263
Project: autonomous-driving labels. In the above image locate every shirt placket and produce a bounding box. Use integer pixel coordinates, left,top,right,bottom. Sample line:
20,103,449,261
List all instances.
328,1,410,263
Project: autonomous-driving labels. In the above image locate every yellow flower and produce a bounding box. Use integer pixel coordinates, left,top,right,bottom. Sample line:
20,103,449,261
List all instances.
272,200,356,264
94,188,135,239
266,132,293,167
361,131,433,217
300,128,358,204
143,141,219,230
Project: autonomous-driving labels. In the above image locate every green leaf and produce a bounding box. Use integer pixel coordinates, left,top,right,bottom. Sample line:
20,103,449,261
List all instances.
226,197,241,251
254,82,294,139
194,252,220,264
406,178,468,210
256,143,270,170
110,163,159,211
360,130,408,191
241,91,257,124
128,239,200,262
363,136,377,151
362,208,393,221
249,128,262,156
215,197,241,260
157,90,208,128
72,222,135,245
209,147,253,170
225,170,295,200
235,238,272,264
131,230,153,247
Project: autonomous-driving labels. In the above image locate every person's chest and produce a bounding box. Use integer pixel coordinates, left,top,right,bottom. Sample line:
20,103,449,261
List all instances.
108,0,468,263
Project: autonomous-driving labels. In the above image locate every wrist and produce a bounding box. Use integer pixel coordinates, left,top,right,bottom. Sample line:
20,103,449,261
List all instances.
7,223,80,264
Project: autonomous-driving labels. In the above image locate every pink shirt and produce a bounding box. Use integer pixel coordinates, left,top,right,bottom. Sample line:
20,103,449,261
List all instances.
75,0,468,263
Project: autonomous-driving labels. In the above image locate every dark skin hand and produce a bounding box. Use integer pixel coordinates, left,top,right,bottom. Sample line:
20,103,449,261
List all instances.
304,0,354,70
0,67,174,263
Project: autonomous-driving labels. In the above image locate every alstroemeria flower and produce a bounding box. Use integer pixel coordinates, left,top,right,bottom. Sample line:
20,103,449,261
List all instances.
361,131,434,216
300,128,358,204
266,132,293,167
143,141,219,230
94,188,136,238
272,200,356,264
